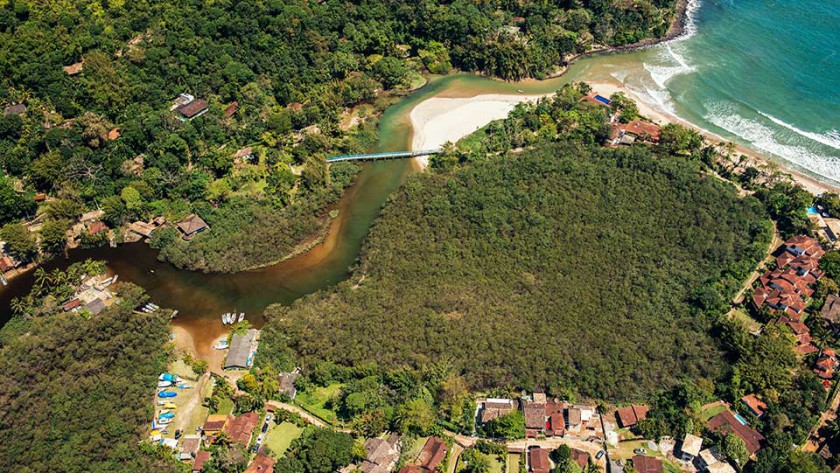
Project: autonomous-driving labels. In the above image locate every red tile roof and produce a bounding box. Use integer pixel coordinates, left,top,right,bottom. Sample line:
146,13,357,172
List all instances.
741,394,767,417
193,450,210,471
87,221,108,235
224,101,239,117
616,404,649,428
244,453,275,473
707,411,765,455
619,120,661,142
177,99,208,118
632,455,663,473
528,447,550,473
571,448,589,468
418,437,447,470
224,412,259,445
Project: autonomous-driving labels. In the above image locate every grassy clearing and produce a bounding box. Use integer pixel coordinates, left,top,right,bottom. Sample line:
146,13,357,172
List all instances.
403,436,429,464
217,396,234,416
488,454,505,473
729,308,763,334
264,421,304,458
701,404,729,422
507,453,524,473
294,383,343,424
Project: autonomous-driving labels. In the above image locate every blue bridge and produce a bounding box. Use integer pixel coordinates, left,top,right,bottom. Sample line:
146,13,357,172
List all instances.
326,148,441,163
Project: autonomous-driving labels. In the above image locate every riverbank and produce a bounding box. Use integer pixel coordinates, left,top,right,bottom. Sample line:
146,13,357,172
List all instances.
409,94,545,168
586,81,840,195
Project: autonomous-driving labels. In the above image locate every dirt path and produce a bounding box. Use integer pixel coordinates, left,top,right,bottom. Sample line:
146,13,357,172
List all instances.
266,401,333,428
732,221,781,305
173,372,210,434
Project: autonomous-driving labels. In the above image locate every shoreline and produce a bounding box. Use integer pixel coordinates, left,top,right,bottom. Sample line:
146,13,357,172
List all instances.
585,81,839,195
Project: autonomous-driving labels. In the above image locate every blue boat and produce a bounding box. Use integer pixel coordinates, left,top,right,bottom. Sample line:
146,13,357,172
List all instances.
159,373,178,382
158,391,177,398
159,412,175,419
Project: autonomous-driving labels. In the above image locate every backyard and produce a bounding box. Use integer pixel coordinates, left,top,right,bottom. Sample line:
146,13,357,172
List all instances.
263,421,305,458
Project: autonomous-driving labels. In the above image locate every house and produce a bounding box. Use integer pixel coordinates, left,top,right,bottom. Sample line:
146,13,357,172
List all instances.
193,450,211,472
358,434,400,473
567,407,583,433
545,399,565,436
523,394,547,437
224,411,259,445
616,405,649,428
0,256,16,273
287,102,303,112
278,369,300,400
83,297,106,315
234,147,255,162
707,463,736,473
680,433,703,461
416,437,447,471
821,294,840,329
107,128,120,141
741,394,767,417
63,61,84,75
177,99,209,120
706,411,765,455
202,414,229,440
825,218,840,244
617,120,661,144
129,221,157,239
4,104,26,116
244,453,275,473
62,298,81,311
632,455,663,473
571,448,589,468
34,193,47,202
479,398,516,424
815,348,839,379
528,446,551,473
87,221,108,235
225,329,258,370
176,214,210,240
224,101,239,118
180,435,201,461
698,448,723,470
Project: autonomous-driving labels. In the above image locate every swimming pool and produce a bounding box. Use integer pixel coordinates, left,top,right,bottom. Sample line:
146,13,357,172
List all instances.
807,206,818,215
594,95,611,105
734,413,749,425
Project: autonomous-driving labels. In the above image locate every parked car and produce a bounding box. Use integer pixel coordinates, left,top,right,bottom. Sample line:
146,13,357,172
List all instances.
261,423,269,433
256,434,264,444
633,448,647,455
174,429,182,440
596,450,605,460
252,444,258,453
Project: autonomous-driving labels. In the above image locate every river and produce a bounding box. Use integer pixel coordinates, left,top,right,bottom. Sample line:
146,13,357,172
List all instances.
3,0,838,355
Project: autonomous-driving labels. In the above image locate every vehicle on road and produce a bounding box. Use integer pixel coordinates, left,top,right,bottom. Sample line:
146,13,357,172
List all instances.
633,448,647,455
596,450,605,460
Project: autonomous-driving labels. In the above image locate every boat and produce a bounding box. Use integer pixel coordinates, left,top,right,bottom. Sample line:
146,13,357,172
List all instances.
213,338,229,350
156,400,169,406
158,391,177,398
177,383,192,389
159,409,172,416
157,381,172,388
163,403,177,409
159,412,175,419
159,373,179,382
238,313,244,323
157,418,172,425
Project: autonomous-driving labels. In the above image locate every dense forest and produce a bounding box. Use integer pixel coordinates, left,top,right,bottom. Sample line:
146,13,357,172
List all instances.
0,279,179,472
259,87,773,401
0,0,678,272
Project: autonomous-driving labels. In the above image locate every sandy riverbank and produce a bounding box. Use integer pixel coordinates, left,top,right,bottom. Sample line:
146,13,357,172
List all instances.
585,81,839,195
409,94,545,168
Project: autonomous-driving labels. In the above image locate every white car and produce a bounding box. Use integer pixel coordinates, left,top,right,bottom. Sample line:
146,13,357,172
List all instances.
256,434,264,444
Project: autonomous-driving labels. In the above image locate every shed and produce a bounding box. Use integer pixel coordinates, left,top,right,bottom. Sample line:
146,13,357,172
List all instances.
63,61,84,75
4,104,26,116
224,101,239,117
680,433,702,460
176,214,210,240
224,329,257,370
84,298,106,315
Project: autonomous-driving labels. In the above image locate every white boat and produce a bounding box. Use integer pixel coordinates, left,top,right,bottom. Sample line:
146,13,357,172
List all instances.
221,313,228,324
157,418,172,425
238,313,244,323
213,338,229,350
157,381,172,388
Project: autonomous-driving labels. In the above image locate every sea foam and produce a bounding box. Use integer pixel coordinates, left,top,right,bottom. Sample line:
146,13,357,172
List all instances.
705,101,840,182
758,111,840,151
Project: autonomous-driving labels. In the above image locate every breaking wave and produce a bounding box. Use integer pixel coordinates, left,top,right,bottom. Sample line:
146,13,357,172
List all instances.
758,111,840,151
705,101,840,182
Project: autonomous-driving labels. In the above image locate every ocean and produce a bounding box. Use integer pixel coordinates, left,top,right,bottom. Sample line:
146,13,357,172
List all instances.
570,0,840,187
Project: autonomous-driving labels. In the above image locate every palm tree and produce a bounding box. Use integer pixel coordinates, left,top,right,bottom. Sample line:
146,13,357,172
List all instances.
10,297,28,316
33,267,49,295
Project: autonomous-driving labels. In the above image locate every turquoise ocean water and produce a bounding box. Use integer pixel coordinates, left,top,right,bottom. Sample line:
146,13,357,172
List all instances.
576,0,840,186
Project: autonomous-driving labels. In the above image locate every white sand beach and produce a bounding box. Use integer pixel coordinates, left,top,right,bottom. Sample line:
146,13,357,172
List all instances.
409,94,545,169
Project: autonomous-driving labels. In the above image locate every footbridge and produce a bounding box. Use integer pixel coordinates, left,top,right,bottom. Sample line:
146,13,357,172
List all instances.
326,148,441,163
